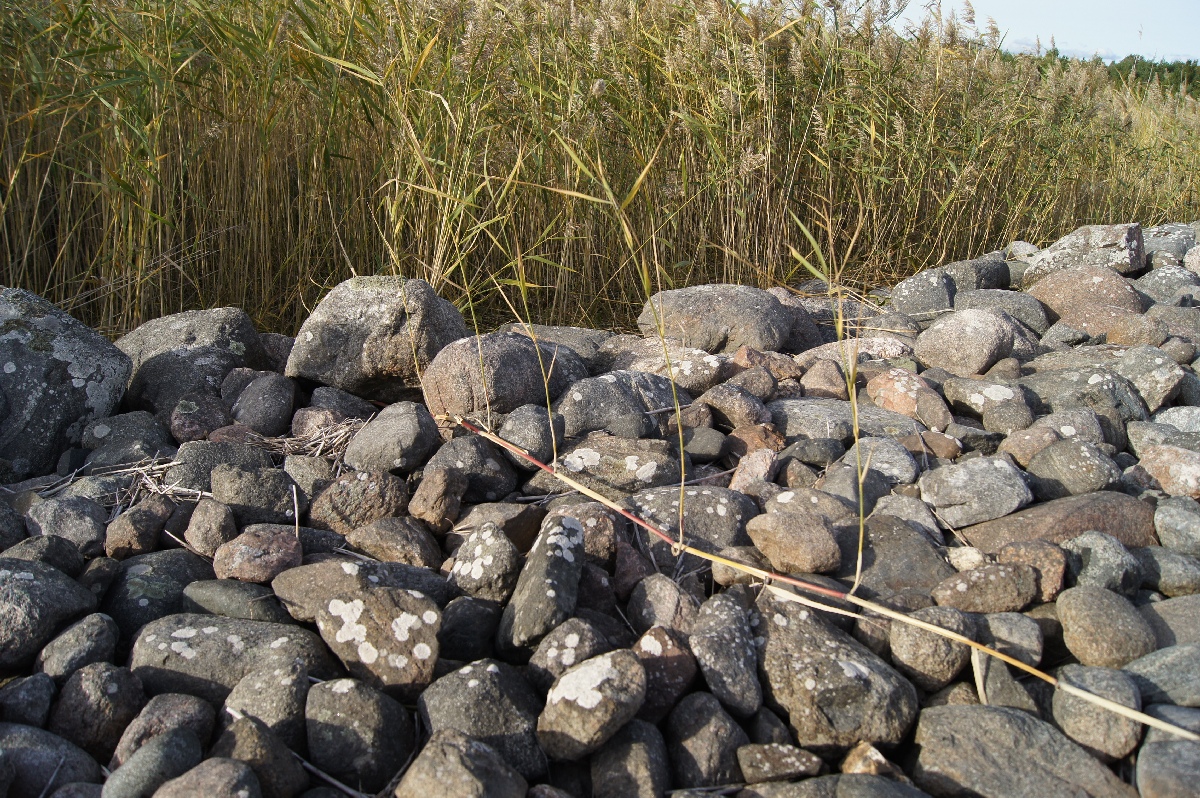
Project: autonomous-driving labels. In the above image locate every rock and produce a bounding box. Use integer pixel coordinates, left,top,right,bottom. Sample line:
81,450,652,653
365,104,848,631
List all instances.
664,692,749,788
0,723,103,798
689,592,762,718
537,649,647,760
305,678,413,792
105,495,175,560
756,591,918,753
313,584,440,699
627,574,698,636
1139,594,1200,647
503,323,615,373
112,693,215,768
1109,312,1170,346
1110,345,1186,412
625,485,756,571
272,557,455,621
25,496,108,558
182,499,238,557
101,549,215,641
768,398,923,443
0,289,132,481
495,515,585,659
746,511,840,575
392,729,527,798
437,596,501,662
1124,644,1200,706
1132,546,1200,597
1154,496,1200,555
1138,740,1200,798
102,728,202,798
919,456,1031,527
152,758,262,798
168,394,234,443
914,309,1014,376
34,612,119,683
888,607,976,691
211,465,305,528
639,284,793,353
47,662,144,761
0,557,97,670
345,516,442,570
164,441,273,493
286,277,468,402
209,715,308,798
976,611,1044,666
955,288,1050,334
422,332,587,418
0,673,54,726
799,358,849,400
129,613,338,705
590,719,671,798
1140,444,1200,498
222,660,308,754
832,514,956,598
447,521,522,603
181,579,292,624
306,470,408,534
1025,440,1122,500
4,532,87,578
455,502,546,553
864,368,952,431
633,626,697,723
736,743,823,784
231,373,295,437
959,491,1157,554
1027,265,1145,337
1057,586,1156,667
418,660,546,780
213,525,303,584
407,467,467,533
343,401,440,474
555,370,685,439
1050,664,1142,761
1062,531,1142,595
1023,223,1145,284
425,436,517,503
888,268,956,321
82,411,175,470
527,618,612,693
911,705,1137,798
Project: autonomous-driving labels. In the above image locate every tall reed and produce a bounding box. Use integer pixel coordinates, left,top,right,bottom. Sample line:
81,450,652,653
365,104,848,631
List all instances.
3,0,1198,337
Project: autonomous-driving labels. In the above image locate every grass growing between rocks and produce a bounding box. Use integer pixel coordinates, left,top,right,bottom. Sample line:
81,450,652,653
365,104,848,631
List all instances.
3,0,1200,337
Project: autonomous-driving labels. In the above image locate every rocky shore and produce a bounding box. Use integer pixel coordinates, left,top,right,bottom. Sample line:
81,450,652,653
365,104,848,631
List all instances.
2,221,1200,797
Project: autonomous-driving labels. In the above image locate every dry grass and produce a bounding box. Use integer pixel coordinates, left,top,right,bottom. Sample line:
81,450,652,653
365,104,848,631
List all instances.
2,0,1199,337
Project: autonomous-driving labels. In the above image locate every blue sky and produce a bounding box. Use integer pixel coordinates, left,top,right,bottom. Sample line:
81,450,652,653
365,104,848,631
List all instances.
896,1,1200,62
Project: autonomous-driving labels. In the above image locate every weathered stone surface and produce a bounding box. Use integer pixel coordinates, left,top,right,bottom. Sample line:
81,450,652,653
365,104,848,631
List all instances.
286,276,468,402
305,678,414,792
919,456,1032,527
959,492,1157,554
1023,223,1146,284
914,309,1015,376
1058,586,1157,668
307,469,408,534
343,401,440,474
1124,644,1200,706
537,649,647,760
1050,664,1143,762
1027,265,1145,336
931,564,1038,613
626,485,757,571
889,607,976,691
0,723,103,798
911,705,1138,798
555,370,687,438
664,692,749,788
496,515,585,658
768,398,923,443
640,284,793,353
0,557,97,670
111,693,216,768
0,289,132,481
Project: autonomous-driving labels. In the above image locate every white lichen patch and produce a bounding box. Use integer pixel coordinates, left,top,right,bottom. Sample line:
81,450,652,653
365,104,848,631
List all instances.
329,599,368,644
563,448,602,472
392,612,422,642
547,653,619,709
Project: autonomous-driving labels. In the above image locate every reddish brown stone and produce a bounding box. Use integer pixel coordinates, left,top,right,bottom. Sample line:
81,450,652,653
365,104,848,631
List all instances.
1026,265,1145,336
724,424,786,459
996,539,1068,602
959,492,1157,554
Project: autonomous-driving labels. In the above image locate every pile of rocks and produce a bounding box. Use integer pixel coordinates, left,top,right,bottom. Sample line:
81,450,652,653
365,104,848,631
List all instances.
2,221,1200,797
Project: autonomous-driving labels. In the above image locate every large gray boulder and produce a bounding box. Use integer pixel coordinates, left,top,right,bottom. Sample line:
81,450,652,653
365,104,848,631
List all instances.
1022,223,1146,287
287,277,469,402
0,289,131,480
638,284,793,354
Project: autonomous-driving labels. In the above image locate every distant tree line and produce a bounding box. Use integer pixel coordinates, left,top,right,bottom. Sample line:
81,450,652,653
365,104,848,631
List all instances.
1107,56,1199,98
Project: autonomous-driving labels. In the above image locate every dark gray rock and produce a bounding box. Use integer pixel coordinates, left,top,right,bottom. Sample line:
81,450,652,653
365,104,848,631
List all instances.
664,692,749,788
627,573,698,636
888,268,956,321
392,728,527,798
523,434,686,501
1026,440,1122,500
633,626,697,724
180,579,292,624
102,728,202,798
1133,546,1200,597
209,715,308,798
955,288,1050,334
305,678,413,792
498,404,565,470
0,557,97,669
426,436,517,504
624,486,757,571
502,323,615,373
129,613,339,705
418,659,547,780
437,596,501,662
223,660,308,753
422,331,587,418
975,611,1044,666
101,549,214,642
911,705,1137,798
889,607,976,692
832,515,955,599
1062,531,1142,595
345,515,442,569
0,289,132,481
111,693,215,768
1058,586,1156,667
231,373,295,437
163,441,273,493
768,398,923,443
1138,739,1200,798
286,276,468,402
496,515,585,659
756,591,918,753
919,456,1032,527
527,617,612,693
271,558,455,621
690,592,761,718
1139,594,1200,647
1124,643,1200,707
1050,664,1142,762
0,723,103,798
537,649,647,760
639,284,793,353
555,370,683,439
182,499,238,557
815,462,891,516
343,401,440,474
210,465,305,528
25,496,108,557
407,466,467,533
153,758,261,798
0,673,55,727
82,411,175,470
35,612,119,683
306,469,409,535
590,719,670,798
47,662,145,762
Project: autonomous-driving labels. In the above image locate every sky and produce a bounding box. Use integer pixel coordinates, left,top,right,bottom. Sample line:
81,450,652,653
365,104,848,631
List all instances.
895,1,1200,63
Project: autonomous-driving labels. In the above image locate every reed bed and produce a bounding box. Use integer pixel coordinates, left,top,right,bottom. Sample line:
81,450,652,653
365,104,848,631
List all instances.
2,0,1198,337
